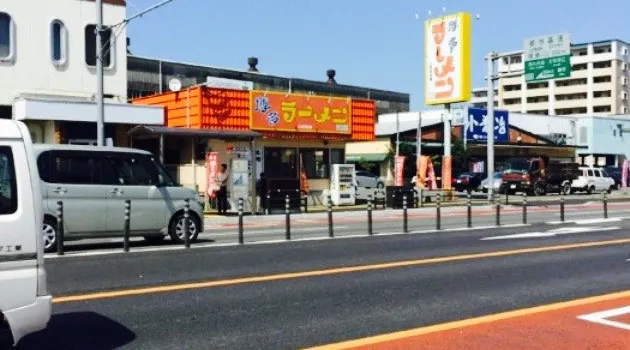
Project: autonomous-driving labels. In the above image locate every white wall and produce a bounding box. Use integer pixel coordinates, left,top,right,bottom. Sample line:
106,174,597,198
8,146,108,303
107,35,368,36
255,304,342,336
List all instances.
0,0,127,106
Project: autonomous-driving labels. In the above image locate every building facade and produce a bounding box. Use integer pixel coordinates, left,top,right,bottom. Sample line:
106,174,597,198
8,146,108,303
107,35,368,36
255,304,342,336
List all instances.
0,0,162,144
127,55,410,117
471,39,630,116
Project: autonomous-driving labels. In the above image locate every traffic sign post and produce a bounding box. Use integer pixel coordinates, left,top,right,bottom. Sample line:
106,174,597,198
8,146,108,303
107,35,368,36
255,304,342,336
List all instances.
524,33,571,82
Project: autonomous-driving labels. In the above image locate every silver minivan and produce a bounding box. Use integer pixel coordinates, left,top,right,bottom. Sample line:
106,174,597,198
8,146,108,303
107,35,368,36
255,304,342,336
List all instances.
33,145,204,252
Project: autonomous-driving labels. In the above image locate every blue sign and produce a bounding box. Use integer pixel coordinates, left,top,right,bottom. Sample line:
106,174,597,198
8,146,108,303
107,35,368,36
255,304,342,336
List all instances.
465,107,509,142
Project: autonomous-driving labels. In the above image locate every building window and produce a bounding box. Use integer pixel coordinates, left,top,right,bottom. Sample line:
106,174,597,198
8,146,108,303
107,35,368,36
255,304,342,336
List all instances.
593,105,612,113
50,20,67,65
85,24,113,67
264,147,297,178
0,12,15,61
300,148,329,179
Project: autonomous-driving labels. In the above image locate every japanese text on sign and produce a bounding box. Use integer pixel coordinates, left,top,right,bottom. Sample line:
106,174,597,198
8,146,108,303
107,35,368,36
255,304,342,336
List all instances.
251,91,351,134
465,107,509,142
424,12,472,105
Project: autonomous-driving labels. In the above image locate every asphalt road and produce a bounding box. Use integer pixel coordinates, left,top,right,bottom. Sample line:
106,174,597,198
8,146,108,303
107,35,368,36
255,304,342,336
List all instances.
20,219,630,349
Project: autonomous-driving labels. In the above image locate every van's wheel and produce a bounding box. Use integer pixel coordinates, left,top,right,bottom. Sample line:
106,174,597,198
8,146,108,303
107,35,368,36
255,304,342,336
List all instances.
534,185,546,196
168,213,200,244
0,325,13,350
587,186,595,195
607,186,614,194
42,217,58,253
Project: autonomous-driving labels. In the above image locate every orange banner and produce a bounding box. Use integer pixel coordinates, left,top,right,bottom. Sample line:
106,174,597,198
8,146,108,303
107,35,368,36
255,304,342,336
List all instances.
395,156,406,186
442,155,452,190
250,91,351,134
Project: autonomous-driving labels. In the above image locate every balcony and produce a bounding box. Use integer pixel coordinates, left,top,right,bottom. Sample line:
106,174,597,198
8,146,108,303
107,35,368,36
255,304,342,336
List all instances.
524,101,549,111
554,98,588,109
501,89,522,99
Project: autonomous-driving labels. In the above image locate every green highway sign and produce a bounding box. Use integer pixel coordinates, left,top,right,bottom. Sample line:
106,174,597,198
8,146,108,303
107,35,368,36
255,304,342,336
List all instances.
523,33,571,82
525,55,571,82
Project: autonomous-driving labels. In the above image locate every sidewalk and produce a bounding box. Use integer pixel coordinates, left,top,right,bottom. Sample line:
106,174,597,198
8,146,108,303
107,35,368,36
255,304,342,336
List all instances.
205,191,630,218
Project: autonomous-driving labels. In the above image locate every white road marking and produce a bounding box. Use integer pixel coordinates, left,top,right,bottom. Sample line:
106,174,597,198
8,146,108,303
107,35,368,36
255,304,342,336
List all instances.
577,306,630,330
481,226,620,240
379,224,530,236
547,217,626,225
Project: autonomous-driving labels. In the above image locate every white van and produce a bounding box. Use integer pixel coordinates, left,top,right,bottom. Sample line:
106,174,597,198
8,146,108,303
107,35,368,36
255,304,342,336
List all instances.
571,166,616,194
33,144,205,252
0,120,52,347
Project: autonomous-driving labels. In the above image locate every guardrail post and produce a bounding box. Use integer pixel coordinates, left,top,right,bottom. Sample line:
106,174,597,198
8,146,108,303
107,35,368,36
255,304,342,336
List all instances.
56,201,64,256
123,200,131,252
266,191,271,215
402,194,408,233
505,191,509,205
238,197,244,244
436,193,441,230
560,193,565,222
603,191,608,219
495,193,501,226
183,199,191,249
419,189,424,208
467,193,472,228
367,194,373,236
522,193,527,224
285,195,291,241
327,195,334,238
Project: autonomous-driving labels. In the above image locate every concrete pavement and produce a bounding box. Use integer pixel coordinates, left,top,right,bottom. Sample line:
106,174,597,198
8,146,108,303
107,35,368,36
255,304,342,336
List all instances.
19,219,630,349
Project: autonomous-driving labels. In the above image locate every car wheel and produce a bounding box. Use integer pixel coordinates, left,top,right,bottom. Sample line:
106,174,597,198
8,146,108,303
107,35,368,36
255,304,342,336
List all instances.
42,217,58,253
587,186,594,195
377,182,384,189
168,213,200,244
607,186,614,194
561,183,571,196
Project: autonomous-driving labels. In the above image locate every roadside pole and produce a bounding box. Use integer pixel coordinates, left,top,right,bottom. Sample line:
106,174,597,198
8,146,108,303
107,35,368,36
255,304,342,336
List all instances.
486,52,496,202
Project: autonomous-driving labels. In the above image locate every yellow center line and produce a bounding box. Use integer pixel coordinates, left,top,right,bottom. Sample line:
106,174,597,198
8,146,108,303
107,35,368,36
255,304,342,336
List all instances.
302,290,630,349
52,238,630,304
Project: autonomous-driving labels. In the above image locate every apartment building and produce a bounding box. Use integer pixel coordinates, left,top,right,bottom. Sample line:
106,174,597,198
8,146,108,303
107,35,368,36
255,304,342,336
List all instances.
473,39,630,116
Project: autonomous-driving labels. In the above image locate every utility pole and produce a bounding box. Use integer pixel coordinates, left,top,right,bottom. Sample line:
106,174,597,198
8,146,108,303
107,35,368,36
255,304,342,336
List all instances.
486,52,496,201
96,0,105,146
395,110,400,156
95,0,175,147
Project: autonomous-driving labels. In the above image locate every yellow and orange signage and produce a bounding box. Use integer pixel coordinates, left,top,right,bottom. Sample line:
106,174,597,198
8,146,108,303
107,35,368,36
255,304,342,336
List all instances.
424,12,472,105
250,91,351,134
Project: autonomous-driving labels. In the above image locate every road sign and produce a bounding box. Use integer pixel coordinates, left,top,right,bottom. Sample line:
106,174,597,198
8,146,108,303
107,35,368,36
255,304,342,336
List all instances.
451,108,465,126
465,107,509,142
523,33,571,82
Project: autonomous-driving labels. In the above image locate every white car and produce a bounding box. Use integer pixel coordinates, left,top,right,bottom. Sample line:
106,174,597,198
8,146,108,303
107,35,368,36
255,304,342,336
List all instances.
355,170,385,189
571,167,616,194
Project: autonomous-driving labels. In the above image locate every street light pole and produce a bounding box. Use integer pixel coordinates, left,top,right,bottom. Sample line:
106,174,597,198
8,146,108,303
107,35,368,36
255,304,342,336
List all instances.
96,0,105,146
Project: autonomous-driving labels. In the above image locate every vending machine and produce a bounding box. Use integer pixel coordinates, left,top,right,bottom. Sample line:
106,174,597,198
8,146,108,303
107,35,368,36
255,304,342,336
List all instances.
330,164,356,206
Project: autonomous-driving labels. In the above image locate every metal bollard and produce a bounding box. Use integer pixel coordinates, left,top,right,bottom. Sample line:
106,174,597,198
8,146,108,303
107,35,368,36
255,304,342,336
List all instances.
285,195,291,240
238,198,244,244
123,200,131,252
266,192,271,215
603,191,608,219
56,201,64,256
367,194,373,236
560,193,565,222
495,194,501,226
183,199,191,249
402,194,408,233
436,193,441,230
522,193,528,224
327,195,334,238
505,192,509,206
467,193,472,228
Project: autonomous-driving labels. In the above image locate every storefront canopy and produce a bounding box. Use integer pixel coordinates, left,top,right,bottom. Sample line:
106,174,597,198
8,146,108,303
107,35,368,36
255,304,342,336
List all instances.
128,125,262,141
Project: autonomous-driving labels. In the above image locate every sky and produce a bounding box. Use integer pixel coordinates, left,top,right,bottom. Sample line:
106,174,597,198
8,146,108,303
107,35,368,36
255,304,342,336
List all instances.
125,0,630,111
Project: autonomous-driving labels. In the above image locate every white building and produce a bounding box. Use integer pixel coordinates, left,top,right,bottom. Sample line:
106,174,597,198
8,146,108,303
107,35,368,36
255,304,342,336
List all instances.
0,0,161,144
471,39,630,117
